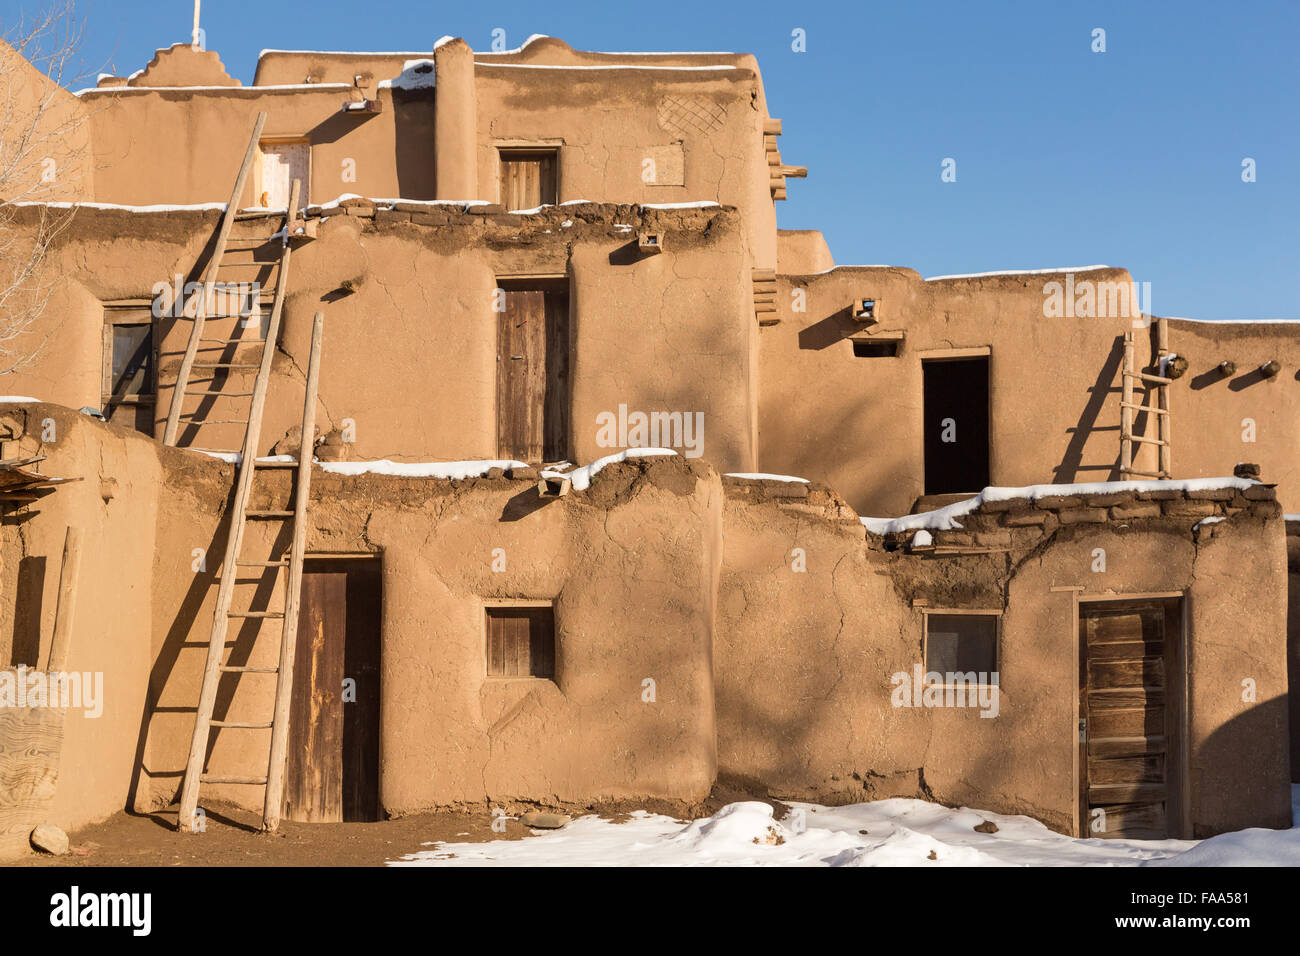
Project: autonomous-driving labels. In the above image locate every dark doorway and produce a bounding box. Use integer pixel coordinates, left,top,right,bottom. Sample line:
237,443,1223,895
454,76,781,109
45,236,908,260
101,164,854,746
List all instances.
1078,598,1185,839
497,281,570,462
283,557,381,823
922,357,990,495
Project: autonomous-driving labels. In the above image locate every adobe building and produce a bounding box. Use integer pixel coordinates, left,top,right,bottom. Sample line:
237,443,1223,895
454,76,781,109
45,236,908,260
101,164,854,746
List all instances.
0,34,1294,857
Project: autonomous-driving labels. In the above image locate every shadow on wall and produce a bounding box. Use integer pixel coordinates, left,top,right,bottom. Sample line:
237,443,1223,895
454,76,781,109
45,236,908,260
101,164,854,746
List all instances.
1288,564,1300,783
392,91,436,200
1053,334,1124,484
1194,693,1293,837
9,556,45,666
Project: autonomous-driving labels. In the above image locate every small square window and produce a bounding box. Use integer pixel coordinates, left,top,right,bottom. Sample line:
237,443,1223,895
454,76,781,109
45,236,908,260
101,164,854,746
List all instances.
486,605,555,679
925,612,998,681
856,298,876,320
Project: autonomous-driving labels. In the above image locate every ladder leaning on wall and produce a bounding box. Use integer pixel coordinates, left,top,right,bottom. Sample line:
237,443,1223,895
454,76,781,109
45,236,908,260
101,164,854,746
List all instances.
163,115,325,832
1119,317,1173,480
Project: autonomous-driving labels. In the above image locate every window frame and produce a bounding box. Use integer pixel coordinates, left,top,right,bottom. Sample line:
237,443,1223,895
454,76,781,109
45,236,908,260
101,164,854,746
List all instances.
921,608,1002,688
483,600,557,682
101,302,158,431
496,146,561,208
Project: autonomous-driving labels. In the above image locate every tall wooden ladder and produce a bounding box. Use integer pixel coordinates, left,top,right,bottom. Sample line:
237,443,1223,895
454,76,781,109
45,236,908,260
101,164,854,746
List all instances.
163,110,289,452
176,308,323,833
1119,317,1173,480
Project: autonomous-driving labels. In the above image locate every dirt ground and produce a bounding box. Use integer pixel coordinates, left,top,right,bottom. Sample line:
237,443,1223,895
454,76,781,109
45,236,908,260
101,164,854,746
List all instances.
7,786,788,867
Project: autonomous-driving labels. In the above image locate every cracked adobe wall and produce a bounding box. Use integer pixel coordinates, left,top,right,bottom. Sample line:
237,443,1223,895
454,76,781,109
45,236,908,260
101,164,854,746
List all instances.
139,454,722,812
715,479,1291,837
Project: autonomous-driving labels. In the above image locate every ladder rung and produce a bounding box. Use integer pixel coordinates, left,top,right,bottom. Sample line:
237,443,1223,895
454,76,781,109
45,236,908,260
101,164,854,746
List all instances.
227,610,285,618
1124,371,1173,385
236,559,289,567
246,510,294,518
1121,433,1169,447
198,338,266,346
1120,401,1169,415
219,664,279,673
253,459,299,469
186,390,255,397
1120,466,1171,478
192,362,260,369
209,720,274,729
199,774,267,785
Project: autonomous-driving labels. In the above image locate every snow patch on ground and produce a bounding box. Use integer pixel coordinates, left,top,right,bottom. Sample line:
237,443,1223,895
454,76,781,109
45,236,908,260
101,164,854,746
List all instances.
725,473,810,483
0,396,41,403
389,793,1300,867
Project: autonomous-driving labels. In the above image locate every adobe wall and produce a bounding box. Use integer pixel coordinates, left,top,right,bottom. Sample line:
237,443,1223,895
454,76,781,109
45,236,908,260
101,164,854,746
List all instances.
0,402,228,850
760,267,1300,517
716,477,1292,837
1159,318,1300,508
0,39,93,201
139,453,722,813
1,201,758,473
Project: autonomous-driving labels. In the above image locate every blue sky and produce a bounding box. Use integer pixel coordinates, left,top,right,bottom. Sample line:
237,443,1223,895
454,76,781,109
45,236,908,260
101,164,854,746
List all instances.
7,0,1298,319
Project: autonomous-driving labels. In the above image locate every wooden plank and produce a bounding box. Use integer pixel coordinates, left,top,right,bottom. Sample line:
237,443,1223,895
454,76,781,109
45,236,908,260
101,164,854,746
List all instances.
1088,754,1164,786
544,292,570,462
281,570,346,823
497,291,546,461
1089,783,1166,804
1087,612,1145,645
0,705,64,859
1093,802,1166,840
1088,639,1163,661
1090,657,1165,690
1120,331,1133,477
263,308,323,832
1089,735,1167,758
44,527,83,673
1158,318,1172,477
163,111,268,446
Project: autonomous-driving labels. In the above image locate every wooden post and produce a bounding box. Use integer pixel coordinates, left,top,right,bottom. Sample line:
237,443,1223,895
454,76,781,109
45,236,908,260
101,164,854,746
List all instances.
1157,317,1172,478
262,311,324,832
176,179,299,834
163,111,267,446
1120,331,1134,478
44,527,84,673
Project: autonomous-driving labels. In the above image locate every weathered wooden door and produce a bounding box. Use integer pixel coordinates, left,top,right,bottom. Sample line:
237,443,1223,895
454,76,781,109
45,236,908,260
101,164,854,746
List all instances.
496,289,569,462
283,560,381,823
499,150,557,210
1079,600,1182,839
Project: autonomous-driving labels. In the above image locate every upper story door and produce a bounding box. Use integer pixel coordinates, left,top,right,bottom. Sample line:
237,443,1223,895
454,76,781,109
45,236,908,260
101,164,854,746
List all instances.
922,356,990,495
496,284,570,463
258,141,310,211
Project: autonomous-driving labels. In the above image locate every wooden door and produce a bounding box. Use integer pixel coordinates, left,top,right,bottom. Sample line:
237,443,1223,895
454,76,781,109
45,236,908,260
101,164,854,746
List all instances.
497,289,569,462
499,150,557,210
259,141,310,210
1079,600,1181,839
283,560,381,823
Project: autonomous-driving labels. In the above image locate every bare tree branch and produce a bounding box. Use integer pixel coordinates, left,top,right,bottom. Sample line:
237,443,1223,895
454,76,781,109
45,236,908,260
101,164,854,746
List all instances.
0,1,89,377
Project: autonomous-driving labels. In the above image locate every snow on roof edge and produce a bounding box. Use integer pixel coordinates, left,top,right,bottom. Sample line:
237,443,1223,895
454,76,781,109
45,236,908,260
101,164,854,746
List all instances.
860,477,1260,535
924,265,1112,282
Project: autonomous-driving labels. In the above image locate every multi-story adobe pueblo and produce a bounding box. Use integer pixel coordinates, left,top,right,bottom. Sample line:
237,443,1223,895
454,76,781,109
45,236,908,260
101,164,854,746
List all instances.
0,32,1294,857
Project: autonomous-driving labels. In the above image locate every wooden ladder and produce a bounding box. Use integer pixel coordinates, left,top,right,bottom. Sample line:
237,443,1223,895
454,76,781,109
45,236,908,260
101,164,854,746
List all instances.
176,308,323,833
1119,317,1173,480
163,110,278,449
